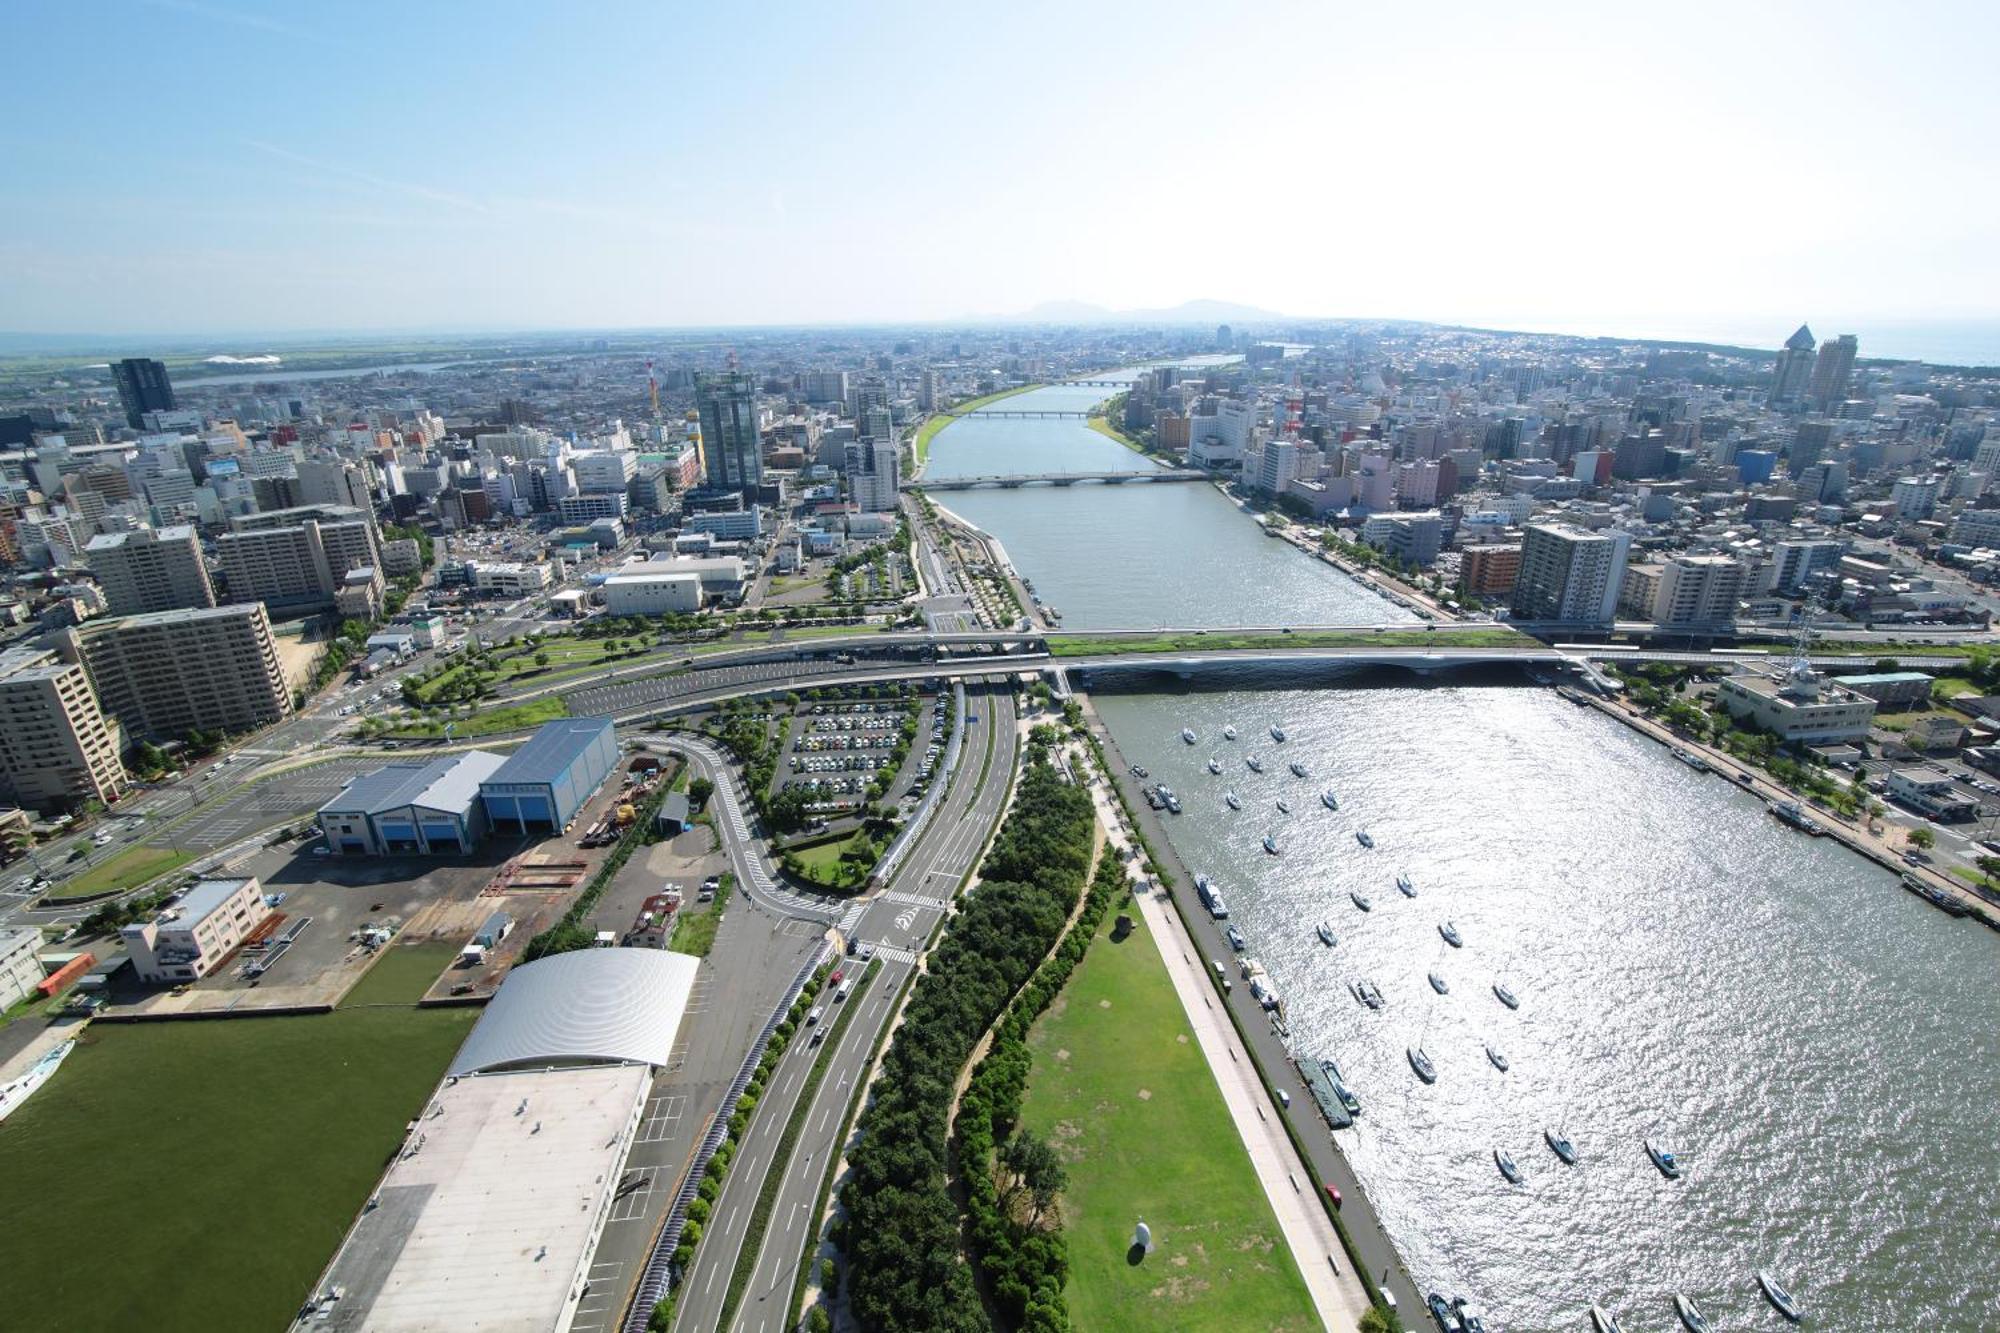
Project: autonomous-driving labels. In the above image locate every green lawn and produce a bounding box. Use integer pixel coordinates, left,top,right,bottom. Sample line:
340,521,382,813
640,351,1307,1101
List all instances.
340,939,461,1006
387,694,569,738
0,1008,476,1333
668,875,732,958
1019,909,1314,1332
46,844,193,901
1046,626,1528,657
1085,413,1147,455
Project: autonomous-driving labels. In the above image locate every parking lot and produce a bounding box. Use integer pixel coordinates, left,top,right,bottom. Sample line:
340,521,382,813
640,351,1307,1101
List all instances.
141,757,383,854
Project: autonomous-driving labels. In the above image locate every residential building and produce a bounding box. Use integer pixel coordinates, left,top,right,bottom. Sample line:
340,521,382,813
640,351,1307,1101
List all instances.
83,525,216,617
295,458,373,511
61,603,292,741
802,369,849,405
1772,539,1844,593
844,438,899,512
1618,563,1663,620
1510,522,1631,624
1458,544,1521,598
0,927,40,1009
217,505,380,612
1809,334,1858,410
120,876,271,984
1360,510,1443,567
1952,510,2000,549
0,646,126,810
112,358,176,430
696,371,762,493
1891,476,1940,520
1653,554,1745,627
1768,324,1816,406
1254,441,1299,496
1716,663,1876,743
318,751,509,855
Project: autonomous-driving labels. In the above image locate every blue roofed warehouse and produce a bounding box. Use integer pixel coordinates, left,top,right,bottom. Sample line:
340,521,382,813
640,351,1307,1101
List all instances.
478,716,619,835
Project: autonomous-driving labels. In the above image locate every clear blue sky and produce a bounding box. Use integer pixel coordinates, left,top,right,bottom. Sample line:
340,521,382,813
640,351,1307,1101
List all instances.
2,0,1995,340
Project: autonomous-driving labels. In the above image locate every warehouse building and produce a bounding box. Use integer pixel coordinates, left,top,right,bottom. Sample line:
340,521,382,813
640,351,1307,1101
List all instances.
600,569,702,615
479,717,619,835
318,750,508,855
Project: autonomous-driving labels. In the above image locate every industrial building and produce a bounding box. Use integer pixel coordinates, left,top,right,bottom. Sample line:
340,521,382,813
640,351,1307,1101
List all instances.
600,569,702,615
479,717,619,835
318,750,509,855
60,602,292,742
121,877,271,984
303,950,699,1333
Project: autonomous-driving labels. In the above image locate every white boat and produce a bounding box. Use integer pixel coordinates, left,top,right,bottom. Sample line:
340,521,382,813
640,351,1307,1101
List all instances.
1271,724,1287,742
1485,1042,1509,1072
1350,891,1372,912
1408,1045,1437,1083
1246,754,1265,773
0,1038,76,1125
1439,920,1463,948
1428,971,1450,995
1320,789,1339,811
1263,834,1280,856
1673,1293,1711,1333
1589,1306,1624,1333
1275,799,1291,815
1494,1148,1523,1184
1223,724,1238,740
1756,1270,1805,1323
1317,922,1337,947
1207,757,1222,775
1355,829,1374,848
1289,760,1309,779
1493,982,1520,1010
1181,727,1197,744
1224,791,1241,810
1396,871,1416,897
1647,1137,1683,1179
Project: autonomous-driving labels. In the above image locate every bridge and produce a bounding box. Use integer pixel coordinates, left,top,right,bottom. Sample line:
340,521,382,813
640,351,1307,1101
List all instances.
953,408,1091,419
915,469,1209,491
1065,379,1132,388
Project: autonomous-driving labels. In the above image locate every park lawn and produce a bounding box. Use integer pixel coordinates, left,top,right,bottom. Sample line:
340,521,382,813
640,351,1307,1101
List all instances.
387,695,568,739
339,939,462,1006
46,844,193,901
1046,626,1529,657
1019,909,1315,1333
1085,412,1147,456
0,1008,475,1333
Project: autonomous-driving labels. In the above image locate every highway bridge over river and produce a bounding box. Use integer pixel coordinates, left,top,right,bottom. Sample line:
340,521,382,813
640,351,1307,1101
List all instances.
915,468,1208,490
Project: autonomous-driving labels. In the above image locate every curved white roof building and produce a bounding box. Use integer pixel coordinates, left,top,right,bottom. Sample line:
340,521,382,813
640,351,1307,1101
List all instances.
448,948,699,1077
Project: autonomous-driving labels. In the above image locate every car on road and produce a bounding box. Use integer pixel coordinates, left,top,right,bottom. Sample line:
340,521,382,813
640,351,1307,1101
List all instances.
1323,1182,1343,1209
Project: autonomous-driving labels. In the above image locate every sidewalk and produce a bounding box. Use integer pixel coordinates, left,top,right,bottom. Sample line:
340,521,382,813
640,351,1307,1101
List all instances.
1081,761,1370,1333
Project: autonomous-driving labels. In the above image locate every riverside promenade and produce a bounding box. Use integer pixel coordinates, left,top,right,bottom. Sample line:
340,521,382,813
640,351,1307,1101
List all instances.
1079,696,1423,1324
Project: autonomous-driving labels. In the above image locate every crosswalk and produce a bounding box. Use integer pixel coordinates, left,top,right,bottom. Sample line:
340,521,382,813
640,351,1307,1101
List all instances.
869,943,920,965
878,889,950,908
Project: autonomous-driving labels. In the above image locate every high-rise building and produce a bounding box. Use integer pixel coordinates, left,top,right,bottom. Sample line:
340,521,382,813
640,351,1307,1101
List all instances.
695,372,762,494
295,458,374,511
918,368,939,413
61,603,292,741
111,358,176,430
1767,324,1816,406
1808,334,1858,410
217,505,381,613
1510,523,1631,624
801,370,849,405
849,376,891,428
1772,539,1844,593
0,645,127,811
83,525,217,617
1790,419,1834,476
1459,544,1522,598
844,438,900,512
1653,554,1746,627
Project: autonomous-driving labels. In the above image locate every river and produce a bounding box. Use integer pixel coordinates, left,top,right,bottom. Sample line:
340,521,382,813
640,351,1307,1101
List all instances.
929,381,2000,1330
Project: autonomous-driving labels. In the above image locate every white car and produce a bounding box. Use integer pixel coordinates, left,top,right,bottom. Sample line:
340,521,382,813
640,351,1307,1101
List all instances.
13,875,32,890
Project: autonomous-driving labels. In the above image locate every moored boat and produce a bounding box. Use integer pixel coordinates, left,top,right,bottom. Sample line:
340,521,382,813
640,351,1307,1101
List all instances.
1289,760,1309,779
1756,1270,1804,1323
1182,727,1197,744
1408,1045,1437,1083
0,1038,76,1124
1226,924,1246,951
1263,834,1280,856
1246,754,1265,772
1271,724,1287,742
1672,1293,1710,1332
1276,799,1291,815
1485,1042,1508,1072
1355,829,1375,848
1223,724,1238,740
1647,1137,1682,1179
1317,922,1337,947
1429,971,1450,995
1207,757,1222,775
1224,790,1241,810
1321,789,1340,811
1494,1148,1523,1183
1439,920,1463,948
1426,1293,1463,1332
1545,1128,1578,1164
1396,871,1416,897
1351,890,1372,912
1589,1305,1623,1333
1493,981,1520,1010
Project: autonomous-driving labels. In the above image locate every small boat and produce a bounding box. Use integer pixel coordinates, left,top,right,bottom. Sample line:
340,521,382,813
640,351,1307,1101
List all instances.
1207,757,1222,775
1224,790,1242,810
1182,728,1197,745
1485,1043,1509,1072
1317,922,1337,947
1206,889,1230,919
1453,1300,1490,1333
1355,829,1375,848
1767,799,1824,835
1427,1293,1464,1332
1263,834,1280,856
1396,871,1417,898
1646,1138,1682,1179
1289,760,1309,779
1223,724,1238,740
1350,891,1372,912
1589,1306,1624,1333
1428,971,1450,995
1324,1058,1362,1116
1271,724,1287,742
1275,799,1291,815
1408,1045,1437,1083
1671,746,1711,774
1321,789,1340,811
1225,924,1247,951
1493,982,1520,1010
1673,1293,1711,1333
1757,1270,1804,1323
0,1038,76,1124
1494,1148,1523,1184
1130,763,1149,779
1545,1129,1578,1164
1439,920,1463,948
1350,978,1385,1010
1246,754,1265,773
1161,788,1182,815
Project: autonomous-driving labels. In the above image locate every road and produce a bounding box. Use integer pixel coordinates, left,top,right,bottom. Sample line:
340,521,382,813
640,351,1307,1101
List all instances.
666,678,1019,1333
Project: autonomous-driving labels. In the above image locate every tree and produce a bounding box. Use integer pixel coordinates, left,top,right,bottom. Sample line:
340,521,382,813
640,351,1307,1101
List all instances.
1908,826,1936,851
1359,1308,1395,1333
1872,657,1902,674
1000,1129,1067,1223
687,776,715,809
1975,854,2000,884
533,650,550,668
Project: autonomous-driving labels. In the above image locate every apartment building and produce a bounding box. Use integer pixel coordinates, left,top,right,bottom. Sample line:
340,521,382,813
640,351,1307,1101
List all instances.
121,876,271,984
0,645,126,810
62,603,292,741
1458,544,1522,598
1510,522,1632,624
1653,554,1746,628
216,505,380,612
83,524,217,617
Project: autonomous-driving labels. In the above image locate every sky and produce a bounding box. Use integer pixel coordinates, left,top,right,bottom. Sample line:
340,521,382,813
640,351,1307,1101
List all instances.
2,0,1997,344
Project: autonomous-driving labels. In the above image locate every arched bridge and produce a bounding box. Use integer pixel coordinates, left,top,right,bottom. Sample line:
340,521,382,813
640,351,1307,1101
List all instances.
915,469,1209,491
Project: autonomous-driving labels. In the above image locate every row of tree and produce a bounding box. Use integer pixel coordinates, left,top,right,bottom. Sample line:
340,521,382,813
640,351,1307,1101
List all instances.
836,762,1097,1333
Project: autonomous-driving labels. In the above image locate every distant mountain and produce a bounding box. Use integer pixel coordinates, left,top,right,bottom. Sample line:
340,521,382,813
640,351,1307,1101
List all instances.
1010,298,1292,325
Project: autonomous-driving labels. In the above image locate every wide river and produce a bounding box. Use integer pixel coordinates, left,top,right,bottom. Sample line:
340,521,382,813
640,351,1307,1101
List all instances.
929,380,2000,1330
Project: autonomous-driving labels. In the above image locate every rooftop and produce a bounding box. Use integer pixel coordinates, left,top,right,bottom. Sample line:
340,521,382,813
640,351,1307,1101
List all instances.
482,717,614,789
322,751,509,818
448,948,698,1077
151,877,255,930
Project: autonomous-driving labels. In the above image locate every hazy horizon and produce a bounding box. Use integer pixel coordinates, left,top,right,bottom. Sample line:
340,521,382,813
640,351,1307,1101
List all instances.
4,1,1996,342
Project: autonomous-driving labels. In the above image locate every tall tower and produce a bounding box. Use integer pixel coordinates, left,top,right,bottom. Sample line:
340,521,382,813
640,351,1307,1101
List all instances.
1808,334,1858,411
112,357,176,430
1767,325,1816,407
695,370,762,494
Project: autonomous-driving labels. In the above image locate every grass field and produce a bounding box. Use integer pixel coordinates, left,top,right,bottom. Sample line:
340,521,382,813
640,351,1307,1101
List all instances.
0,1008,476,1332
388,694,568,738
1085,411,1148,456
1018,909,1314,1332
669,874,733,957
47,844,193,901
339,939,461,1006
1045,626,1528,657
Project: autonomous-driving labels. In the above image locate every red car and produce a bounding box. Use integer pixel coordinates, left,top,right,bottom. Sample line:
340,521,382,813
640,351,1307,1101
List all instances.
1324,1183,1343,1209
828,969,844,986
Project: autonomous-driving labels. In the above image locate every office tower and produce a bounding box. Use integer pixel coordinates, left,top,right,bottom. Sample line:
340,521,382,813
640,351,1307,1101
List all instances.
1511,523,1632,624
919,368,939,412
1767,324,1816,406
84,525,217,617
0,646,127,810
111,358,176,430
1809,334,1858,410
695,371,762,494
61,603,292,741
844,438,900,512
1653,555,1746,627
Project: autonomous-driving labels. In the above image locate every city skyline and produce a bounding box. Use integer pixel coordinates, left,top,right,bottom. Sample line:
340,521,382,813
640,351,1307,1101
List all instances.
3,1,1997,340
